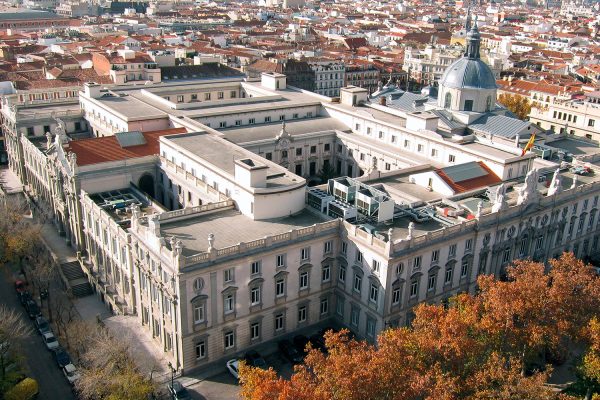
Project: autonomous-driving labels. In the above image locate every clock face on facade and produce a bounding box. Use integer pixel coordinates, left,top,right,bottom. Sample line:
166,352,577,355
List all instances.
278,138,290,150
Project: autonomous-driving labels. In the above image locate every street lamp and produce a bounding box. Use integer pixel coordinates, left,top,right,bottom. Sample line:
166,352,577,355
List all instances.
167,361,174,394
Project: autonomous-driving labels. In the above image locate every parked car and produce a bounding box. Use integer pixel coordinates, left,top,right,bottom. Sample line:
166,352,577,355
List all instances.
3,377,38,400
18,291,32,306
308,334,327,353
34,316,51,336
167,380,192,400
244,350,267,369
293,335,311,355
14,280,27,294
226,359,239,379
53,347,71,368
570,165,592,175
62,363,80,385
25,300,41,319
42,332,59,351
278,340,303,363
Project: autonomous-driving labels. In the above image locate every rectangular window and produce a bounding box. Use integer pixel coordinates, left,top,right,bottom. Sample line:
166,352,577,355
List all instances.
265,116,271,122
449,244,457,257
372,260,380,273
336,297,344,316
251,261,261,275
432,249,439,263
356,250,363,263
341,241,348,254
310,146,317,154
409,280,418,298
250,287,261,305
276,254,286,268
535,235,544,250
275,278,285,297
296,147,302,156
322,265,331,282
224,294,234,314
266,152,272,161
195,341,206,359
417,144,424,153
448,154,455,163
235,120,242,126
413,256,422,269
460,261,469,278
324,240,332,254
301,247,310,261
204,93,211,101
298,306,307,322
366,319,376,338
351,307,359,327
218,91,224,99
299,271,309,290
445,268,453,284
224,331,234,349
338,265,346,282
392,287,401,305
275,313,284,331
353,274,362,293
369,283,378,303
193,304,205,324
320,298,329,315
279,114,285,121
502,248,511,263
465,239,473,251
427,274,436,291
250,322,260,340
224,268,234,283
219,122,226,128
249,118,255,124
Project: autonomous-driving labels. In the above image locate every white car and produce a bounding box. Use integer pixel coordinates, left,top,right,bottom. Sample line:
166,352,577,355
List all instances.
226,359,239,379
62,363,80,385
42,332,59,351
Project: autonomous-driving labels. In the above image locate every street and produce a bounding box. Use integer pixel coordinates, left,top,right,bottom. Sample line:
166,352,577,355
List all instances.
183,349,295,400
0,268,75,400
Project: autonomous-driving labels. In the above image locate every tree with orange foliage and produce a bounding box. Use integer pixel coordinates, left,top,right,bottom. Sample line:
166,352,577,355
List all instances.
240,253,599,400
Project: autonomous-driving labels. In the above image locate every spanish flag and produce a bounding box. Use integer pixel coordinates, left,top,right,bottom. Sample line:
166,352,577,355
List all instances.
521,134,536,156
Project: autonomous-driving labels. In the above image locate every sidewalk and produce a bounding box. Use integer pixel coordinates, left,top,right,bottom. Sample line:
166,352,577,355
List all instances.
37,218,173,378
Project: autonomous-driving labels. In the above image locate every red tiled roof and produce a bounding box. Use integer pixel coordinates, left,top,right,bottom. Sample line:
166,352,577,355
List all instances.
65,128,186,166
435,162,502,194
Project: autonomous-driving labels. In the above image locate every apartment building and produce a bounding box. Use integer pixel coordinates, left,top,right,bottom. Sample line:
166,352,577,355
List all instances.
403,45,462,86
530,91,600,140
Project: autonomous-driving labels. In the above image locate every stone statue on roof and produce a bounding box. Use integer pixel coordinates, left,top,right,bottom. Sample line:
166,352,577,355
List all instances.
517,168,539,206
491,184,508,213
547,168,563,196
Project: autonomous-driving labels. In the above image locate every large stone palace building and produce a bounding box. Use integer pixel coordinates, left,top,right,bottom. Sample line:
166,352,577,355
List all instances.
3,21,600,375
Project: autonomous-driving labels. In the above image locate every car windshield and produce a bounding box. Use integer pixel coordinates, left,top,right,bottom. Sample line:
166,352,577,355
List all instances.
40,322,49,329
66,369,76,377
254,358,266,368
47,336,57,343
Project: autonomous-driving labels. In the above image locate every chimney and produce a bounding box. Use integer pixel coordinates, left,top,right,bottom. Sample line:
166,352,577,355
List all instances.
379,96,387,106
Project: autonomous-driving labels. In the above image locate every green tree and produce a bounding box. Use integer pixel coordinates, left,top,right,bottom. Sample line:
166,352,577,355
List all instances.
498,93,532,120
317,162,337,183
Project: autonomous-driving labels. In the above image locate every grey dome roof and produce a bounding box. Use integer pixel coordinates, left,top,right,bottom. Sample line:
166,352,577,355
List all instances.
439,57,497,90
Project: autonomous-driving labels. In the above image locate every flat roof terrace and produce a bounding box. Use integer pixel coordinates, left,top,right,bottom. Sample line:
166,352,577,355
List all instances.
162,132,304,188
160,207,329,256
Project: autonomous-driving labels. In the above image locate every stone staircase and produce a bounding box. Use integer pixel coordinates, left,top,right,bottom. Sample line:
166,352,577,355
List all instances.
60,261,93,297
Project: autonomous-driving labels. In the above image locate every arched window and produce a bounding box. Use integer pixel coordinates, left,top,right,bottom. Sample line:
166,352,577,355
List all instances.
486,96,493,112
444,92,452,108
